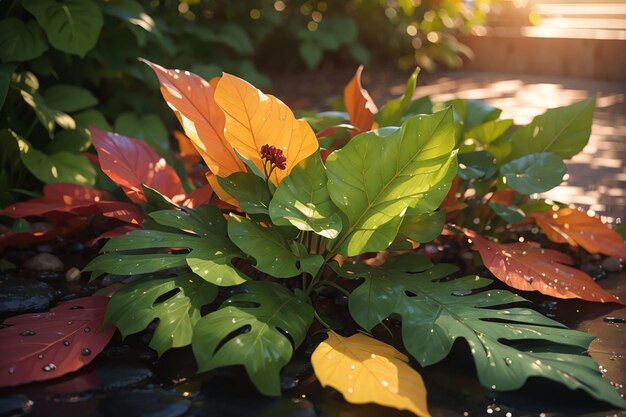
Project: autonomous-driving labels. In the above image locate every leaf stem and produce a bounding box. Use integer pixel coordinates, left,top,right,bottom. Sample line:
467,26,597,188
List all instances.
313,310,331,329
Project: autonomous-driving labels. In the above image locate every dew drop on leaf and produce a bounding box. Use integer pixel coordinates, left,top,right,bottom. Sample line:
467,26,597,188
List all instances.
84,327,91,333
62,340,71,347
42,363,57,372
20,330,36,336
81,348,92,356
452,289,472,296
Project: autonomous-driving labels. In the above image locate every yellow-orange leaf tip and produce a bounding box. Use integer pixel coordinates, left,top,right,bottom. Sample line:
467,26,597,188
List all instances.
311,331,431,417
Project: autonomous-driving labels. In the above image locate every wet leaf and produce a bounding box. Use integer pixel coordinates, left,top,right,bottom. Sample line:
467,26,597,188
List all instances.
500,152,566,194
0,297,115,388
144,60,245,178
343,65,378,132
193,281,314,396
311,331,430,417
227,214,324,278
105,274,217,356
217,172,271,215
214,73,319,184
269,153,343,239
325,109,457,256
465,229,622,303
529,208,626,259
91,128,184,203
340,259,626,408
509,97,595,160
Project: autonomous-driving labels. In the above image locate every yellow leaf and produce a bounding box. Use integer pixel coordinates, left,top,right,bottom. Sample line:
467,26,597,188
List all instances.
311,331,430,417
143,60,245,178
214,73,319,185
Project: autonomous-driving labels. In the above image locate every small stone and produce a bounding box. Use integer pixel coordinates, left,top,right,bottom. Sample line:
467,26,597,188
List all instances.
22,253,64,272
65,267,82,282
96,364,154,392
65,242,85,254
34,244,54,253
580,263,606,281
280,376,299,391
0,280,55,317
98,391,190,417
601,257,623,273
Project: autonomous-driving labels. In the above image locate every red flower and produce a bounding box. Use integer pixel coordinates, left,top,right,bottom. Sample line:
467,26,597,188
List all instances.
260,144,287,170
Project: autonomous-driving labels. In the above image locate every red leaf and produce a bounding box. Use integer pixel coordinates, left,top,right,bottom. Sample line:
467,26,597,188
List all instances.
0,297,116,388
344,65,378,132
464,229,623,304
181,184,214,208
529,208,626,259
90,128,185,203
0,219,89,252
97,201,144,224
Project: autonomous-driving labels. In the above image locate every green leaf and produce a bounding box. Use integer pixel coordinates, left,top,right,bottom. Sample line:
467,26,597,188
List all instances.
299,42,323,70
269,153,343,239
105,274,217,356
10,131,96,185
149,206,226,239
0,18,48,63
43,84,98,112
501,152,566,194
396,210,446,246
73,109,112,130
20,90,75,136
83,252,188,279
343,259,626,408
488,202,525,224
376,67,420,127
217,24,254,55
445,99,501,130
192,281,314,396
227,214,324,278
325,109,457,256
465,119,512,144
404,96,433,118
218,172,271,215
509,97,596,160
458,151,497,180
21,0,103,57
114,112,169,154
0,64,16,111
45,128,91,153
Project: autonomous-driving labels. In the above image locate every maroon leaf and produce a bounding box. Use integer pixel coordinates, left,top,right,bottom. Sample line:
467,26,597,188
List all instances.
90,128,185,203
0,297,115,388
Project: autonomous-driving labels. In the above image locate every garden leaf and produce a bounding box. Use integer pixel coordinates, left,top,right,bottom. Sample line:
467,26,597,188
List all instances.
326,109,457,256
218,172,271,215
458,150,497,180
214,73,319,185
488,202,525,224
91,128,184,203
529,208,626,259
466,229,622,303
311,331,430,417
445,99,501,130
269,153,343,239
22,0,103,57
343,259,626,408
43,84,97,113
228,214,324,278
0,297,115,388
0,18,48,63
105,274,217,356
192,281,314,396
376,67,420,127
143,60,245,178
465,119,512,144
395,210,446,246
113,112,169,155
500,152,566,194
344,65,377,132
509,97,595,160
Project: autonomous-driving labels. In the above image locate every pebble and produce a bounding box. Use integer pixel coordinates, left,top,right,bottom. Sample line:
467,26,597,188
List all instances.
98,390,190,417
0,280,55,317
580,263,606,281
95,364,154,392
22,253,64,272
34,244,54,253
601,257,623,273
65,267,82,282
0,395,34,417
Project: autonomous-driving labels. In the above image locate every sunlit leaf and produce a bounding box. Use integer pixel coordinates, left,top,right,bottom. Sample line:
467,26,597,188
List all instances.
529,208,626,259
217,172,271,215
214,73,319,184
326,109,457,256
488,202,525,224
105,273,217,356
465,229,622,303
311,331,430,417
193,281,314,396
43,84,98,113
343,65,378,132
500,152,566,194
269,153,343,239
0,297,115,388
445,99,501,130
376,67,420,127
339,259,626,408
458,150,497,180
465,119,512,144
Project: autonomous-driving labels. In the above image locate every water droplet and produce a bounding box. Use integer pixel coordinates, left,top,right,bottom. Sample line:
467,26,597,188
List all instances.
83,327,91,333
452,289,472,296
37,354,44,359
63,340,71,347
8,367,15,375
43,363,57,372
20,330,36,336
604,316,626,324
67,321,73,325
491,384,496,389
81,348,92,356
504,357,513,365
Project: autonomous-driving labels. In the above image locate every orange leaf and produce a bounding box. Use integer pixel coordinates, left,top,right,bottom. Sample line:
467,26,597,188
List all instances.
214,73,319,185
529,208,626,259
311,331,430,417
465,229,622,304
143,60,245,178
344,65,378,132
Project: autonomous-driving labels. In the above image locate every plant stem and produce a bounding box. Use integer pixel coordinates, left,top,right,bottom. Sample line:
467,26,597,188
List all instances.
313,279,351,297
313,310,331,329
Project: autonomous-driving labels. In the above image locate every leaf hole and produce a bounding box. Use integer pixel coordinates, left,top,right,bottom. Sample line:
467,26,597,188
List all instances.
276,326,295,350
295,260,301,270
404,290,418,297
214,324,251,355
153,288,180,306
